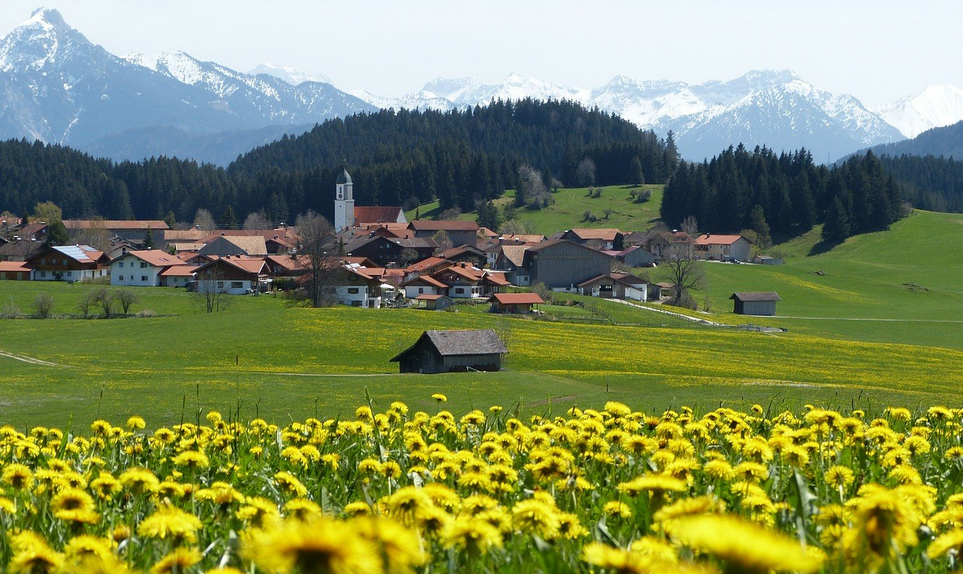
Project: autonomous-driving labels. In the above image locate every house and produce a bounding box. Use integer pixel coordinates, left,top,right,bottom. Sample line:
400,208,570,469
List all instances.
194,256,269,295
198,235,268,257
63,220,168,248
159,265,196,287
492,244,531,286
0,239,45,262
409,220,480,248
431,263,509,299
644,230,693,261
613,245,655,267
390,329,508,374
578,273,648,301
402,275,448,299
693,234,753,262
110,250,190,287
522,239,614,289
730,292,781,316
331,266,386,308
489,292,544,314
561,228,623,251
437,245,488,268
27,245,108,282
0,261,30,281
344,234,437,267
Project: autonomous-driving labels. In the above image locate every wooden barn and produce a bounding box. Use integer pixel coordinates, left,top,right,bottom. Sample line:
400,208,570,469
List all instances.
730,292,781,316
390,329,508,374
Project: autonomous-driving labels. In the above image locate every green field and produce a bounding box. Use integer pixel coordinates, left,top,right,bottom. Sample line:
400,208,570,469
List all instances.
406,184,664,235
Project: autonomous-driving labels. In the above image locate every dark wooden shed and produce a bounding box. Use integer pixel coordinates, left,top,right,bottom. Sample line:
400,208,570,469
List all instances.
390,329,508,374
730,292,781,316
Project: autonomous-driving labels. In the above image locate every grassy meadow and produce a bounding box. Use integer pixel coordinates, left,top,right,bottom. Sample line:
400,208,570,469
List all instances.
406,184,663,235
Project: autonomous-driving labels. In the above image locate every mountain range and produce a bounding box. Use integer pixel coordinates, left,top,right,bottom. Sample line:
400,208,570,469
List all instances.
2,8,963,166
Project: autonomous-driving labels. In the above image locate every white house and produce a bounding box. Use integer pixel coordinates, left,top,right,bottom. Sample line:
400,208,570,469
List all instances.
693,234,753,262
110,250,190,287
27,245,108,282
334,266,385,308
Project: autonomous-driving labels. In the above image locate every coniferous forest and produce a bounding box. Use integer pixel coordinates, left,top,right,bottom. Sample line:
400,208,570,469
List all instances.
660,146,906,243
0,100,675,225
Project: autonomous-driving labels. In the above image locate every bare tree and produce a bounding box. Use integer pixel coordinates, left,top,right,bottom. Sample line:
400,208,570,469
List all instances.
242,210,272,230
34,293,54,318
432,230,453,251
661,236,705,309
75,218,112,252
398,248,419,268
195,265,231,313
77,291,97,318
576,158,597,187
92,287,116,318
193,208,216,231
116,289,139,315
295,210,335,308
499,219,529,235
681,215,699,237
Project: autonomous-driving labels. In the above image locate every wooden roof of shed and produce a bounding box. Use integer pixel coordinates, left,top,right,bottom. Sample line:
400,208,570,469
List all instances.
390,329,507,361
730,292,781,302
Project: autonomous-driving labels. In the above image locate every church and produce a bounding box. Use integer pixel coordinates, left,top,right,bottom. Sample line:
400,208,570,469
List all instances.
333,167,407,232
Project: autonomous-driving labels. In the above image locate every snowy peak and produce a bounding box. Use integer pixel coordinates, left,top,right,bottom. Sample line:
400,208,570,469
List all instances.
873,85,963,138
0,7,100,72
248,62,331,86
28,7,67,29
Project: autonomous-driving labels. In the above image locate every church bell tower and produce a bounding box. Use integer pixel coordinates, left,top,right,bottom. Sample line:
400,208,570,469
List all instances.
334,165,354,231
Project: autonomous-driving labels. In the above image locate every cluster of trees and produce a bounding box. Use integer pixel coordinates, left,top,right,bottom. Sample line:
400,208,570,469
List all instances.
876,154,963,213
0,100,674,228
661,146,905,244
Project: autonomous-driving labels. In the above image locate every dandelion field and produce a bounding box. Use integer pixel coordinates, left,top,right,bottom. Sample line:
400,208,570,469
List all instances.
5,401,963,573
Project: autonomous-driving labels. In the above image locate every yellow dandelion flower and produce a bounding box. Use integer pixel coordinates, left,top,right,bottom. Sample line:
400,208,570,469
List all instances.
138,505,203,543
431,393,448,403
150,547,203,574
118,467,159,493
284,498,322,520
675,514,822,573
126,416,146,430
354,515,427,573
512,499,560,539
927,528,963,559
9,544,64,574
2,463,34,490
274,471,309,497
603,501,633,519
617,474,687,497
825,465,855,490
243,515,382,574
442,516,503,555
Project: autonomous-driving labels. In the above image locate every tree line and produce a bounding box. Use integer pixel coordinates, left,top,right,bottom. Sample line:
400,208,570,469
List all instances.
660,145,905,244
875,154,963,213
0,99,674,226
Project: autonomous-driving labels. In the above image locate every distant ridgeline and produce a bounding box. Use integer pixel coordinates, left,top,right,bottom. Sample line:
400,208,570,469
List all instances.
660,146,905,243
0,100,676,224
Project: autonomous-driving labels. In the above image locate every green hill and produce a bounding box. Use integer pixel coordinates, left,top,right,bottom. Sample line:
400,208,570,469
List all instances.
407,184,664,235
681,210,963,351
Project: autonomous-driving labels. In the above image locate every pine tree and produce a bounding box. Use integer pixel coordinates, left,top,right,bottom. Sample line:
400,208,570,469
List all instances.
748,204,771,247
220,205,238,229
822,196,851,243
143,226,155,249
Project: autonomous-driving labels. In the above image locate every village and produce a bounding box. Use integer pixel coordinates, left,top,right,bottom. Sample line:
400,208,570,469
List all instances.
0,168,781,319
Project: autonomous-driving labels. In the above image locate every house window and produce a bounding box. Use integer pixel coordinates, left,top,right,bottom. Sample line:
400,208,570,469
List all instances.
351,300,362,307
140,262,148,268
347,287,360,294
119,275,124,281
418,287,424,294
217,281,224,288
455,287,465,294
40,271,46,278
231,282,243,289
141,276,148,282
119,262,124,268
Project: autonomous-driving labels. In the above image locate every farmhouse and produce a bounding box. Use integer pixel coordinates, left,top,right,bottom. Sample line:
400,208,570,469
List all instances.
194,256,269,295
390,329,508,374
409,220,480,248
730,292,781,316
344,234,437,267
578,273,648,301
693,234,752,262
522,239,613,289
197,235,268,257
110,250,189,287
561,228,623,251
489,292,544,314
0,261,30,280
27,245,108,282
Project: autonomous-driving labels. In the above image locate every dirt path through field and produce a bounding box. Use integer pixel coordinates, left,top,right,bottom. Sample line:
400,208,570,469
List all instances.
0,348,65,367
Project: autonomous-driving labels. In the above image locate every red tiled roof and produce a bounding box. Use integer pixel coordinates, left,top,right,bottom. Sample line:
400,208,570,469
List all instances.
566,228,622,241
354,206,405,224
0,261,30,272
64,220,169,230
694,234,747,246
405,257,451,273
114,250,183,267
159,265,195,277
409,220,479,232
490,293,544,305
404,275,447,289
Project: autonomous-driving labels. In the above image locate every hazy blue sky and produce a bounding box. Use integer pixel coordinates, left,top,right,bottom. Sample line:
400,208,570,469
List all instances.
3,1,960,105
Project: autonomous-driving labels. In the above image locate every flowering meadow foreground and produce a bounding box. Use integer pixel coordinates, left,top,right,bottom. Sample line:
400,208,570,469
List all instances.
3,400,963,573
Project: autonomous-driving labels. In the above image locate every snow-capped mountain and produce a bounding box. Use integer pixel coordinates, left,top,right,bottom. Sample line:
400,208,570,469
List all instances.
872,85,963,139
247,62,331,86
362,69,904,161
0,9,373,162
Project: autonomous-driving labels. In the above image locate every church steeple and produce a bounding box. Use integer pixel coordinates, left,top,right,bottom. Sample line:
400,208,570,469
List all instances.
334,164,354,231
